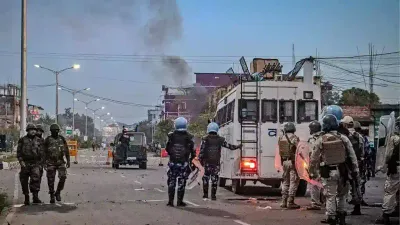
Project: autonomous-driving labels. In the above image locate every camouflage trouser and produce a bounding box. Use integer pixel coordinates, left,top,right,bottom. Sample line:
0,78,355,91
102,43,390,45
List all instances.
19,164,42,195
202,164,220,196
281,160,299,198
46,164,67,194
349,164,363,204
382,168,399,214
310,180,322,206
167,162,189,201
322,170,349,218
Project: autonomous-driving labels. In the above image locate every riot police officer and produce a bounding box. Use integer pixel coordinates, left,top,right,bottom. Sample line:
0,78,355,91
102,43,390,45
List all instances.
199,122,241,200
44,124,70,203
17,123,44,205
306,120,323,210
341,116,364,215
166,117,195,207
310,113,359,225
278,122,301,209
375,116,400,225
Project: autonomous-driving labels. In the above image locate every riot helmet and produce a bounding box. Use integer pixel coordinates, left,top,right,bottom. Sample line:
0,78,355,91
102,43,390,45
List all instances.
207,122,219,134
174,117,188,131
309,120,321,135
321,105,343,121
322,114,339,132
283,122,296,133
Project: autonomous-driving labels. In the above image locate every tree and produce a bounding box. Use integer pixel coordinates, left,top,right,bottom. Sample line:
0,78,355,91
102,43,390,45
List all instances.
323,90,341,106
153,119,174,146
338,87,380,106
188,111,213,138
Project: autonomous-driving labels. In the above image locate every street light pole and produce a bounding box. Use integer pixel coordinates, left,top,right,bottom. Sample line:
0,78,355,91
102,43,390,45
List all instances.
88,106,105,138
34,64,80,124
75,98,100,137
20,0,27,137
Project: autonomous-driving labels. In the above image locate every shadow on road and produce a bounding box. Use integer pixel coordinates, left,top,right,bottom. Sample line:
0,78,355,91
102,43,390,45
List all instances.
177,206,239,219
17,204,77,215
224,186,282,197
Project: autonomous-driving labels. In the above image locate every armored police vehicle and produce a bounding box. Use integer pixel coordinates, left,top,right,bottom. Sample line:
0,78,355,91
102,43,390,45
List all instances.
110,131,147,169
215,59,321,195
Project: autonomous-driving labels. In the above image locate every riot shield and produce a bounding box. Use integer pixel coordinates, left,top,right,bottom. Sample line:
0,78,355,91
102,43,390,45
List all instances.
186,158,205,190
295,141,323,188
274,145,283,172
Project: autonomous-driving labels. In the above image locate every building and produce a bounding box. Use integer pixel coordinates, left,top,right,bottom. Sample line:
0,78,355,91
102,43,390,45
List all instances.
147,107,162,123
342,105,374,138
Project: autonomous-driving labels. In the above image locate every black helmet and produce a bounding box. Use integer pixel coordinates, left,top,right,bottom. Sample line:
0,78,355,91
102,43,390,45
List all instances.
395,116,400,134
283,122,296,133
322,114,339,132
50,123,60,131
26,123,36,131
309,120,321,134
36,124,44,132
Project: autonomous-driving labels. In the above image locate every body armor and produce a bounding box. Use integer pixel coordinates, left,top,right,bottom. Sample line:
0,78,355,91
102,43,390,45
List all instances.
321,133,346,165
279,135,295,159
45,136,67,165
203,135,224,165
168,132,191,164
19,136,40,163
348,131,362,160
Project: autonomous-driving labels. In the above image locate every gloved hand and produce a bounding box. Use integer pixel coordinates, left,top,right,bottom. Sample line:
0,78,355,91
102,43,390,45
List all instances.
237,144,243,149
190,163,196,171
66,161,71,168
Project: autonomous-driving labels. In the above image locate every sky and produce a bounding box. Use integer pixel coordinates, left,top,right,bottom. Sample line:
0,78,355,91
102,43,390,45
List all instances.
0,0,399,125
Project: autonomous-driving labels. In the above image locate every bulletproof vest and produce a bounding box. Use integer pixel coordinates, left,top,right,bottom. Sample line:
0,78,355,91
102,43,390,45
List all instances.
169,132,190,163
348,131,362,160
204,135,224,165
46,136,66,164
321,133,346,166
20,136,39,162
120,134,130,145
279,134,296,159
387,135,400,175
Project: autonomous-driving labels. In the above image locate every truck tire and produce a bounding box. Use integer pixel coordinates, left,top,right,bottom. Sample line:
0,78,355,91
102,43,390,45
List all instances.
296,179,307,197
232,179,244,194
139,162,147,170
219,177,226,187
114,164,120,169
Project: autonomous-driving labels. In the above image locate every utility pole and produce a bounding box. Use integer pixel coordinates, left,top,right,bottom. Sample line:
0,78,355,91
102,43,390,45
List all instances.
20,0,27,137
292,44,295,68
369,43,374,94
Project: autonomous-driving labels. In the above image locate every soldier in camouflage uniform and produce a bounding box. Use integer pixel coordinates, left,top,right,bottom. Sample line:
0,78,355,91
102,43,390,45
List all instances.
17,124,43,205
199,122,241,200
35,124,45,180
279,122,301,209
375,116,400,225
166,117,196,207
341,116,364,215
354,120,369,206
306,120,323,210
310,114,359,225
44,124,70,204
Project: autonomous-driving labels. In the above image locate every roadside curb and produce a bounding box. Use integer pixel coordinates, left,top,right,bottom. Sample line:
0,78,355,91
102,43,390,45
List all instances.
0,162,20,170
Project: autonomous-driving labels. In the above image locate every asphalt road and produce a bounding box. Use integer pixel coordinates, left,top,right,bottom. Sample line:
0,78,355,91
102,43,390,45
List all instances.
0,149,396,225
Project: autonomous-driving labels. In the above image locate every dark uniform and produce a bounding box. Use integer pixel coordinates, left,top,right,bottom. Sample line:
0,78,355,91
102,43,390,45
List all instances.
119,129,130,160
198,134,241,200
166,130,195,207
17,124,44,205
44,124,70,203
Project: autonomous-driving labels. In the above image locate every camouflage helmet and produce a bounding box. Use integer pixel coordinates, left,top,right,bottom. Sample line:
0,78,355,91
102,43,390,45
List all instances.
283,122,296,133
353,121,361,130
26,123,36,131
50,123,60,131
36,124,44,132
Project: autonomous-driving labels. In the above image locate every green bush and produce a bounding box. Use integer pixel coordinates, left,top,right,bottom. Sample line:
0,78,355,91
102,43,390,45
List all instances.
0,192,10,215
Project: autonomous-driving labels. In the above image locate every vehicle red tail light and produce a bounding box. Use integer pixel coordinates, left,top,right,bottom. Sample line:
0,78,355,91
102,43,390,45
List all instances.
241,159,257,172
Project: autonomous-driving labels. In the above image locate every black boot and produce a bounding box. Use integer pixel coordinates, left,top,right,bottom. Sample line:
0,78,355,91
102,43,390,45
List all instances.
167,191,174,207
351,204,362,215
32,192,42,204
50,193,55,204
24,194,30,205
211,188,217,201
382,213,391,225
203,185,208,199
177,190,187,207
55,180,65,202
55,191,61,202
338,211,346,225
321,216,336,225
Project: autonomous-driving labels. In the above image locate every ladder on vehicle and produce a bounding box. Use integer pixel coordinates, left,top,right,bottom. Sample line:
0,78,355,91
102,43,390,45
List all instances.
239,75,259,174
